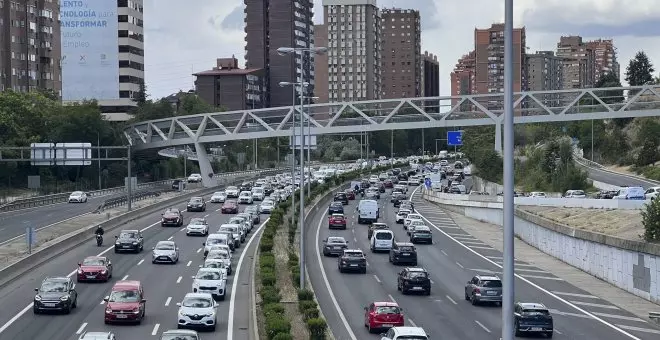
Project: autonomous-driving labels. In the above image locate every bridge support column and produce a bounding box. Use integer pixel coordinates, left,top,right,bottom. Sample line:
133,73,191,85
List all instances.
194,143,217,188
494,122,503,154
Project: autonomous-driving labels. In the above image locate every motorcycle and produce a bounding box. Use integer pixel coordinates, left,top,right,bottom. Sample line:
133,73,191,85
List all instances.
95,234,103,246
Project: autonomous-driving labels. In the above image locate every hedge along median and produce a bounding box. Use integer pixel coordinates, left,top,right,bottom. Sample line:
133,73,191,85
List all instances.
255,163,403,340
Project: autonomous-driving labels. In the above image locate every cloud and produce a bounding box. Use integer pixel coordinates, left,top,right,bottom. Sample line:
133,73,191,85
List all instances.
220,5,245,31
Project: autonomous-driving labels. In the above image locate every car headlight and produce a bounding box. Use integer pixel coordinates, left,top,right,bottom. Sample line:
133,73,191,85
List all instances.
178,310,185,317
60,295,69,301
132,242,138,245
77,269,82,274
35,295,42,301
101,270,107,274
115,242,120,246
133,308,140,314
105,307,112,313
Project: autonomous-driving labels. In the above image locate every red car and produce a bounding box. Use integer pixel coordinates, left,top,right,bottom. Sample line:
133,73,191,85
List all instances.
328,214,347,230
363,301,405,333
104,280,146,324
384,179,393,188
345,189,356,200
77,256,113,282
221,200,239,214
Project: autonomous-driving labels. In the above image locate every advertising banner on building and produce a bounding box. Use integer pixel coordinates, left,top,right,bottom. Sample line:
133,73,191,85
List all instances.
60,0,119,101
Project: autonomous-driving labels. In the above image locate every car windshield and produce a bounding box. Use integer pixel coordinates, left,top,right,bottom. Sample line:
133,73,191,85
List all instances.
573,190,585,195
375,232,393,240
161,335,199,340
208,251,229,259
481,280,502,287
40,280,68,292
411,221,424,226
155,243,175,250
205,261,224,268
522,309,550,316
399,246,414,252
71,191,83,196
227,186,237,190
189,198,202,203
240,192,250,196
189,218,206,225
119,232,137,239
207,238,225,245
108,290,140,302
221,226,238,233
408,215,422,220
344,252,363,258
330,202,342,207
196,271,222,280
82,258,105,266
327,237,345,244
375,306,401,314
166,209,180,214
408,272,427,279
182,297,213,308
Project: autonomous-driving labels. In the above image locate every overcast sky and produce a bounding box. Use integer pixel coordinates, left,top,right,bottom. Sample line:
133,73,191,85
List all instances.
143,0,660,100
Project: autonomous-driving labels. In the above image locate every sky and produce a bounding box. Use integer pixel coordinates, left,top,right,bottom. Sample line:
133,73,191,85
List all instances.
142,0,660,100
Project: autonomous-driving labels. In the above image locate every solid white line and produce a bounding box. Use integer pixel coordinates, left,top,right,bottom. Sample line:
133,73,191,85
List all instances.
440,250,448,256
551,291,600,299
165,297,172,306
314,213,358,340
569,301,619,309
187,260,192,266
455,261,464,269
591,312,646,322
167,236,173,241
475,320,491,333
151,323,160,336
373,275,381,283
176,276,182,283
75,322,87,334
615,324,660,334
227,218,269,340
445,295,457,305
408,318,417,327
121,275,128,280
412,186,642,340
388,294,397,304
137,259,144,266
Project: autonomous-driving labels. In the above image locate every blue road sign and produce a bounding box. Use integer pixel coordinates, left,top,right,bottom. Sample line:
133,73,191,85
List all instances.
447,131,463,146
424,177,432,189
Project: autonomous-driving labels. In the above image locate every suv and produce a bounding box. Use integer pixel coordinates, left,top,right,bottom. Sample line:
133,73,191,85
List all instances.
103,280,146,324
186,197,206,212
464,274,503,306
388,242,417,265
338,249,367,273
328,213,347,230
114,230,144,253
161,208,184,227
397,267,431,295
334,192,348,205
514,302,554,337
368,222,388,240
380,326,429,340
33,277,78,314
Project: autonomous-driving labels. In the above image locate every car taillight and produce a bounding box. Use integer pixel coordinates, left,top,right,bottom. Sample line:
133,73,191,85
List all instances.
475,288,481,293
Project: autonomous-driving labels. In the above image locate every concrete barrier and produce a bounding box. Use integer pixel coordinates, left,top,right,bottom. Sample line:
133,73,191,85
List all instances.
469,176,562,197
422,190,660,304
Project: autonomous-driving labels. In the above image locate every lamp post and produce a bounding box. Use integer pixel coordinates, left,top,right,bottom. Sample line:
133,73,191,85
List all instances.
277,46,327,289
302,95,319,197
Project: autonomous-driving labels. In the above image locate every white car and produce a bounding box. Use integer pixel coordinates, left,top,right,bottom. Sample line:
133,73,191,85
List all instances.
205,249,232,275
238,191,254,204
202,258,231,276
564,190,586,198
176,293,218,330
186,218,209,236
395,209,411,224
644,187,660,200
219,224,243,247
210,191,227,203
187,174,203,183
203,234,230,257
68,191,88,203
191,267,226,300
229,215,250,234
78,332,116,340
225,186,240,198
407,220,426,236
370,229,394,252
381,326,429,339
251,187,265,201
151,240,179,264
160,330,199,340
209,244,233,258
260,200,275,214
403,213,423,229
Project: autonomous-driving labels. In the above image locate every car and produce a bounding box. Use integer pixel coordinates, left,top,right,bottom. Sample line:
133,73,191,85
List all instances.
114,230,144,253
77,256,113,282
370,229,394,253
218,224,242,248
260,199,275,214
186,197,206,212
389,242,417,265
395,209,410,224
229,215,251,235
152,240,180,264
345,189,356,200
368,222,389,240
192,267,226,301
251,187,266,201
205,250,232,275
78,331,117,340
203,234,231,257
202,258,230,274
239,181,253,192
221,200,239,214
338,249,367,273
563,189,587,198
406,220,426,236
239,191,254,204
465,274,503,305
172,180,186,190
410,225,432,244
210,191,227,203
160,329,199,340
334,192,349,205
327,201,344,215
103,280,146,324
379,326,429,339
322,236,349,256
162,208,184,227
225,186,240,198
397,267,431,295
68,191,88,203
514,302,554,338
33,277,78,314
644,186,660,200
237,212,255,230
383,179,393,188
363,301,404,333
403,213,423,230
186,217,209,236
176,293,218,331
245,205,261,223
365,188,380,199
187,173,202,183
328,213,347,230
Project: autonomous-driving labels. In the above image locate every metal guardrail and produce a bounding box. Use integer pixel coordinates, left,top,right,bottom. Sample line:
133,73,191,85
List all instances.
93,188,170,213
573,151,660,186
650,312,660,324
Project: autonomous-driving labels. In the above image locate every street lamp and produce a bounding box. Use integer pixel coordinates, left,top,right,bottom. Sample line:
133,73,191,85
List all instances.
278,45,327,289
302,95,319,197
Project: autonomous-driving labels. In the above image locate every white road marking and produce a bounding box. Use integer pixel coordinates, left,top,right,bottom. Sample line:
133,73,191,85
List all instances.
430,279,435,284
167,236,173,241
353,237,357,242
551,291,600,299
548,309,591,319
569,301,619,310
452,235,477,240
408,318,417,327
411,186,643,340
365,261,370,267
196,248,202,253
445,295,457,305
388,294,397,304
75,323,87,334
615,325,660,335
204,214,210,217
440,250,448,256
100,300,105,305
137,259,144,266
475,320,491,333
186,260,192,267
487,256,503,260
227,218,270,340
455,261,464,269
461,240,485,245
165,297,172,306
514,268,548,274
591,312,646,322
467,245,494,250
176,276,182,283
180,227,186,232
151,323,160,336
373,275,381,283
521,274,563,281
122,275,129,280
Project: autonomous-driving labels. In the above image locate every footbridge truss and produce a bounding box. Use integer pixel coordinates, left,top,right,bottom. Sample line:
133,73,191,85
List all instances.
125,85,660,152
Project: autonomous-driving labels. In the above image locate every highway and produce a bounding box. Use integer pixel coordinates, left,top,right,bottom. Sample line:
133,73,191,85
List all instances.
579,164,658,188
306,185,660,340
0,191,263,340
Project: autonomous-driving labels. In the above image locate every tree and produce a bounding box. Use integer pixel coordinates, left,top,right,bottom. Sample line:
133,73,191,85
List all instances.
595,72,624,104
625,51,655,86
641,197,660,241
134,80,147,105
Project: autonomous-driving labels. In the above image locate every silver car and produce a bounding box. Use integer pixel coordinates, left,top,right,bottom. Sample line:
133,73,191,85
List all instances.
160,329,199,340
176,293,218,330
152,241,179,264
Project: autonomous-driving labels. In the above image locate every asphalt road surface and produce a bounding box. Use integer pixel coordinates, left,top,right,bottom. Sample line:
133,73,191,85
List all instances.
0,193,264,340
579,164,658,188
306,185,660,340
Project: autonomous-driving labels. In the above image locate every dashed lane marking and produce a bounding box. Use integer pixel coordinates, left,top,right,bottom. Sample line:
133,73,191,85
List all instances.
440,250,448,256
570,301,620,310
176,276,182,283
408,319,417,327
151,323,160,336
388,294,397,304
551,291,600,299
445,295,457,305
75,323,87,335
165,297,172,306
121,275,128,280
187,261,192,266
137,259,144,266
455,261,464,269
475,320,491,333
373,275,381,283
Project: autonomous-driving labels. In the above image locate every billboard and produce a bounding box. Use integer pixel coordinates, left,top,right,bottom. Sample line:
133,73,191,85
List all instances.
60,0,119,101
30,143,92,166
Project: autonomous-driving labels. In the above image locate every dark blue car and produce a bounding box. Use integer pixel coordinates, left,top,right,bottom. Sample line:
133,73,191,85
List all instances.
328,202,344,215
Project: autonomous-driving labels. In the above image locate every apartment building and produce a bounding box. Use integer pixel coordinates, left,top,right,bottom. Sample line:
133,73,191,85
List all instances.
381,7,421,99
0,0,61,94
474,23,527,95
244,0,315,108
450,50,475,98
586,38,619,84
421,51,439,112
194,57,264,111
526,51,563,91
323,0,381,102
313,23,329,103
556,36,595,89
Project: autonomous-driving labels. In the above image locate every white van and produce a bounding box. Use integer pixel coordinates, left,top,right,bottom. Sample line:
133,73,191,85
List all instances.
613,186,645,200
370,230,394,252
251,187,265,201
357,199,379,224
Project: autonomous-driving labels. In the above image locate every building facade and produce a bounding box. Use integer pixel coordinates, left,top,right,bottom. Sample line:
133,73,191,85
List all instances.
323,0,381,102
381,7,421,99
556,36,595,89
194,57,264,112
421,51,439,112
586,38,619,84
526,51,563,91
450,50,475,99
0,0,61,94
244,0,315,108
474,23,527,95
313,24,329,103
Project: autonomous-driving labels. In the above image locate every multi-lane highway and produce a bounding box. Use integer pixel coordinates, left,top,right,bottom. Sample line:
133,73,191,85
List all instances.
0,191,263,340
306,184,660,340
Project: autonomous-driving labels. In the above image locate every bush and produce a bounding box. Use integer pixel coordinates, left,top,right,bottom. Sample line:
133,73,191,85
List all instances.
272,333,293,340
260,239,274,252
302,307,319,321
261,270,277,286
298,300,318,313
265,315,291,340
642,197,660,241
298,288,314,301
263,303,286,317
260,286,281,305
306,317,327,340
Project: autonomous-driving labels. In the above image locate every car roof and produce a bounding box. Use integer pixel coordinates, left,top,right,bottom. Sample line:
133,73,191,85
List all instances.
396,242,414,246
476,275,501,281
79,332,113,339
327,236,346,242
331,213,344,217
208,233,228,238
518,302,548,310
161,329,199,336
392,326,427,335
344,249,363,254
43,276,69,283
197,267,223,273
414,225,430,231
120,229,139,233
184,292,214,300
405,267,426,272
84,256,105,260
156,240,175,246
374,229,393,234
112,280,141,290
